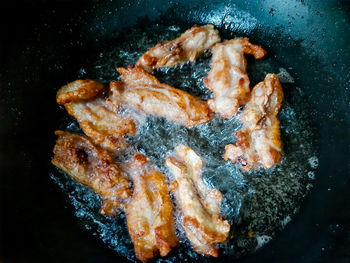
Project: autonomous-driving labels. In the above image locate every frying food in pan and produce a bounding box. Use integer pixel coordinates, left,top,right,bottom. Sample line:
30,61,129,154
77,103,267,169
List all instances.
51,131,132,216
166,145,230,257
51,23,285,262
109,66,213,128
137,24,220,72
57,80,137,150
124,153,178,262
224,74,284,170
204,38,266,119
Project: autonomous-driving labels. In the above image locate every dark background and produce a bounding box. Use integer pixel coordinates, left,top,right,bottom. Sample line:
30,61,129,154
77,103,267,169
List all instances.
0,0,349,262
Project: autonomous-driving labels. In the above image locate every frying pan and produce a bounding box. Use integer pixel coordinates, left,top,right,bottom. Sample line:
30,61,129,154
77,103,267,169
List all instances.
0,0,349,262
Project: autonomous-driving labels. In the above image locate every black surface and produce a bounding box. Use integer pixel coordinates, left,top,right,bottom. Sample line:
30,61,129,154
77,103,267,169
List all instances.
0,0,349,262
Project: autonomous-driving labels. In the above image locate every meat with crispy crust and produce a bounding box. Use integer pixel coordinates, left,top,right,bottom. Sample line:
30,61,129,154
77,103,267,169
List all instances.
124,153,178,262
137,24,220,72
165,145,230,257
51,130,132,216
56,80,137,151
108,66,213,128
203,38,266,119
57,79,106,105
224,74,284,170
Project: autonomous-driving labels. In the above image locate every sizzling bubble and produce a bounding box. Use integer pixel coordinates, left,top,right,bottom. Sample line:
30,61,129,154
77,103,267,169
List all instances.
256,235,272,249
308,156,319,169
51,25,318,262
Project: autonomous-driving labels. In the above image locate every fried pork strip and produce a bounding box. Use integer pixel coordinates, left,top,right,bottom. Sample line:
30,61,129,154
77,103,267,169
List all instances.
57,79,106,104
137,24,220,72
108,66,213,127
57,80,136,151
51,131,131,216
165,145,230,257
224,74,284,170
203,38,266,119
125,153,178,262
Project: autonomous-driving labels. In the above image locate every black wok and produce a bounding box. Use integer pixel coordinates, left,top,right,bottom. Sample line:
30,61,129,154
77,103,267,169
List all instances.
0,0,349,262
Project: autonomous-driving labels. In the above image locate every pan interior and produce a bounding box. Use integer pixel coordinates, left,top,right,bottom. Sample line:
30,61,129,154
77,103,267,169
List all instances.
50,24,318,262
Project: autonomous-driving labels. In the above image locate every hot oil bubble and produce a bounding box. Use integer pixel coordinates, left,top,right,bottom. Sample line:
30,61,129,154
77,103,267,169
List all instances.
308,156,319,169
256,235,272,249
50,24,318,261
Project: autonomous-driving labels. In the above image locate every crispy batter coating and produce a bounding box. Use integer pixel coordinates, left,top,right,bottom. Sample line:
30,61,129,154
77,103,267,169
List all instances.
125,153,178,262
224,74,284,170
57,80,137,151
137,24,220,72
109,66,213,128
57,79,106,105
203,38,266,119
64,98,136,150
51,131,131,216
166,145,230,257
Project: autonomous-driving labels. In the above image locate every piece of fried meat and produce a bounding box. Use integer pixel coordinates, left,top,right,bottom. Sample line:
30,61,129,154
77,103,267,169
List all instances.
57,79,136,151
124,153,178,262
56,79,106,104
203,38,266,119
137,24,220,72
108,66,213,128
166,145,230,257
51,130,132,216
224,74,284,170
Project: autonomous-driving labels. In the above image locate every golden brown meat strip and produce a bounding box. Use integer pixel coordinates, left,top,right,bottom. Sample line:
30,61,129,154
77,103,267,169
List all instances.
57,79,106,105
224,74,284,170
51,130,132,216
64,98,136,150
203,38,266,119
137,24,220,72
124,153,178,262
166,145,230,257
56,80,137,151
108,66,213,128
